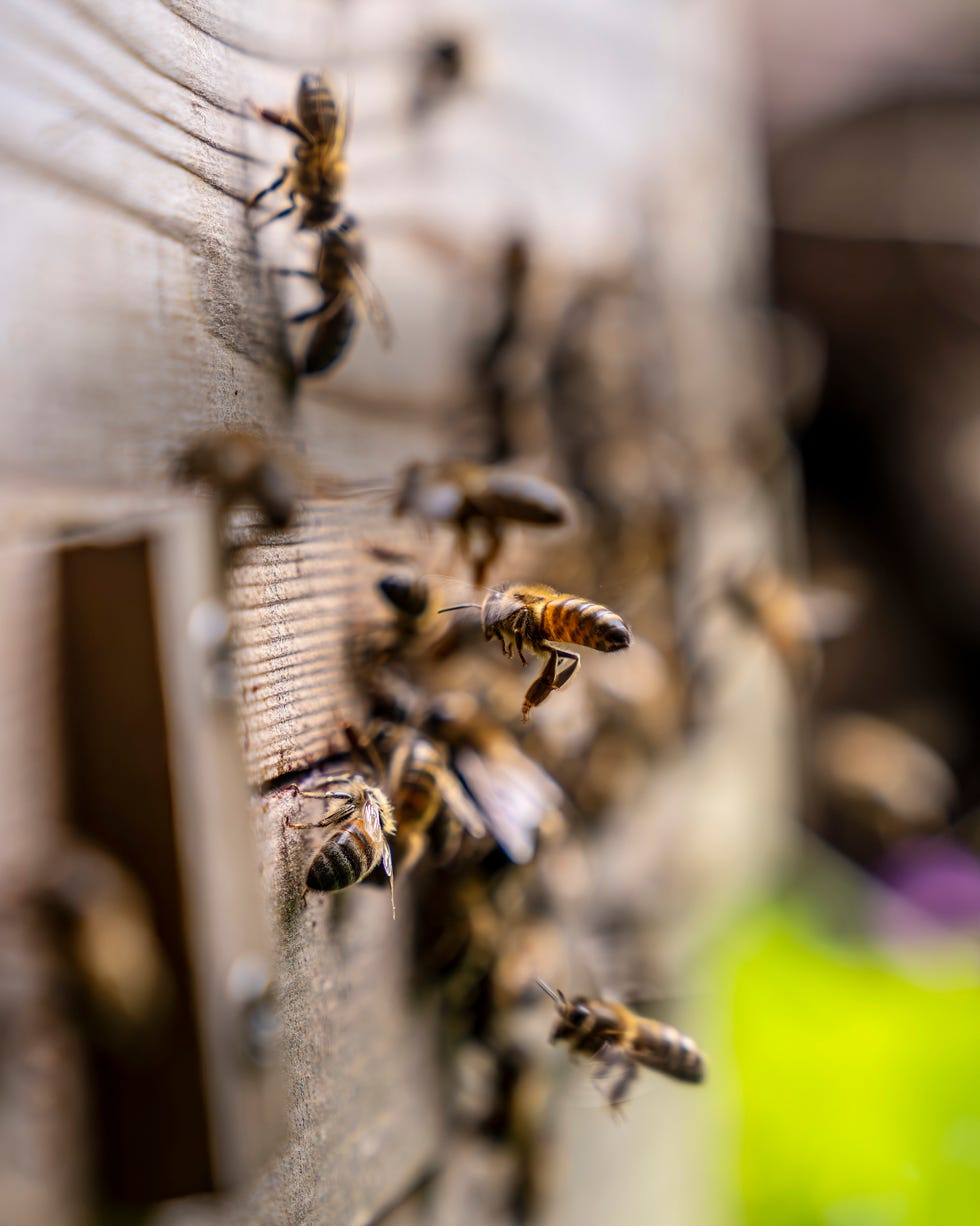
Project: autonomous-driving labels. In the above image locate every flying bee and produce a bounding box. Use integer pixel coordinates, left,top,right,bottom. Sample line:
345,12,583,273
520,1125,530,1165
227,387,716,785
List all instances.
440,583,631,720
537,982,705,1113
285,774,397,914
247,71,348,231
41,842,172,1044
396,462,571,585
172,429,300,529
722,568,859,690
410,35,467,120
274,211,392,375
371,722,486,874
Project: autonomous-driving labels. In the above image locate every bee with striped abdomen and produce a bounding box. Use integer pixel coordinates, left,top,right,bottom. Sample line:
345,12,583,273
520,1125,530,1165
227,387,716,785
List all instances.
372,722,486,873
274,211,392,375
247,72,348,231
286,774,397,913
537,982,705,1113
396,463,570,585
441,582,631,720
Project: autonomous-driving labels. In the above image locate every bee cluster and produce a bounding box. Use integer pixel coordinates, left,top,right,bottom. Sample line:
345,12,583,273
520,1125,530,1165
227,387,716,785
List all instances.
178,66,843,1224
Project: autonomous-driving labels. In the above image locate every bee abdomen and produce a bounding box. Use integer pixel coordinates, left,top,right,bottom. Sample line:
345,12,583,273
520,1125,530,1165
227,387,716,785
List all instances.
540,598,631,652
639,1024,706,1083
306,822,377,891
297,74,340,137
304,302,357,375
396,767,443,826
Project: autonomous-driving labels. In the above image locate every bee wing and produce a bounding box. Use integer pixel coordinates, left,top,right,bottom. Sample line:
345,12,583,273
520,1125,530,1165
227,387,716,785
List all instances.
407,477,467,523
453,746,560,864
437,767,487,839
362,796,383,839
344,255,394,349
331,77,351,155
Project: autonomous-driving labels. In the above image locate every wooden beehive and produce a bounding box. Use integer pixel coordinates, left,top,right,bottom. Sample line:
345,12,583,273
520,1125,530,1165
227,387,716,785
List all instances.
0,2,798,1223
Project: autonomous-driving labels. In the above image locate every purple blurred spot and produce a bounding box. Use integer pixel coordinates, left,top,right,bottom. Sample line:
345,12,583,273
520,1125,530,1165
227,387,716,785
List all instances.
877,839,980,936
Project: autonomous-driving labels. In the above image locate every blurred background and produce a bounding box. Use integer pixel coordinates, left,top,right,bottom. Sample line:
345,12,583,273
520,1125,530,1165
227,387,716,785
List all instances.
3,0,980,1224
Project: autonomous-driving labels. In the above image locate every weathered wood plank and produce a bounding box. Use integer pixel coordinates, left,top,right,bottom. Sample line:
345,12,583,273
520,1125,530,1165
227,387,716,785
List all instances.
0,547,87,1226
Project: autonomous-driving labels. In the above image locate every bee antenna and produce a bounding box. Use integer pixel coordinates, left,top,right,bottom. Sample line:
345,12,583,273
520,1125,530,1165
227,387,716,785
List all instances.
535,978,564,1008
436,603,479,614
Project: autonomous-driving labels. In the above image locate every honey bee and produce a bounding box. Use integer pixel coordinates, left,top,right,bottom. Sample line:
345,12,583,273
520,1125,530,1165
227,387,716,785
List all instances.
411,35,466,120
538,982,705,1112
247,72,348,231
723,568,858,689
275,211,392,375
425,693,563,860
441,583,631,720
172,429,299,529
396,462,571,584
285,774,397,913
41,842,172,1043
372,722,487,873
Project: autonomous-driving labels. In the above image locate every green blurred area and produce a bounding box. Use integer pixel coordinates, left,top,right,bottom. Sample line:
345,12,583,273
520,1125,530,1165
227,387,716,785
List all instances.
712,891,980,1226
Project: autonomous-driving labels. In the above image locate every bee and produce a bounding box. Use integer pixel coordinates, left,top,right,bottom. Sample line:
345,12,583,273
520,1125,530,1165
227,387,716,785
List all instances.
411,35,466,120
814,713,955,843
441,583,631,720
723,568,858,689
424,693,563,861
41,842,172,1043
285,774,397,914
172,429,299,529
247,72,347,231
366,545,432,630
396,462,571,585
274,211,392,375
538,982,705,1112
372,722,486,873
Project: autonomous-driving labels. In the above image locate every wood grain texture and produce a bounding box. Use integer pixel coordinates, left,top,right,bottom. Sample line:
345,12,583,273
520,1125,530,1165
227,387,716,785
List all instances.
225,498,426,787
150,777,444,1226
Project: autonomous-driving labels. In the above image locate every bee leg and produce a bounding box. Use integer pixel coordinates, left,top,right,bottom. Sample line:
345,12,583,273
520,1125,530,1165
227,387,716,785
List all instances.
521,647,579,720
253,196,299,231
285,789,355,829
471,523,502,587
593,1045,635,1115
248,104,313,144
270,267,318,279
521,650,560,721
290,291,346,326
397,828,427,875
552,649,580,690
247,167,288,210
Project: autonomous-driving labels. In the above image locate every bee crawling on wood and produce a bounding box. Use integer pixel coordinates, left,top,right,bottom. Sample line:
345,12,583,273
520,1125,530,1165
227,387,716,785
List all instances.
285,773,397,915
172,428,300,529
247,71,348,232
272,211,392,376
440,582,631,721
424,693,563,863
371,722,487,874
537,981,705,1114
395,462,571,586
